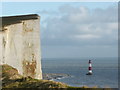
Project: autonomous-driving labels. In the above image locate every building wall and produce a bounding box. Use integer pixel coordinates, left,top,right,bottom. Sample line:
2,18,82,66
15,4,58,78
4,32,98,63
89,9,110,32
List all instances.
0,18,42,79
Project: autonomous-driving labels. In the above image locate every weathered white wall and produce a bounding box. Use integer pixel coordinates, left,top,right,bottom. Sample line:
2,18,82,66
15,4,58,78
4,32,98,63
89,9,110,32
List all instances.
0,18,42,79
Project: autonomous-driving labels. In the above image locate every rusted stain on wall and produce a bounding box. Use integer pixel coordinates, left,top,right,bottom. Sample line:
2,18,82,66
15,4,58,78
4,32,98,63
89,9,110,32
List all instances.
22,60,36,78
2,37,6,48
22,53,37,78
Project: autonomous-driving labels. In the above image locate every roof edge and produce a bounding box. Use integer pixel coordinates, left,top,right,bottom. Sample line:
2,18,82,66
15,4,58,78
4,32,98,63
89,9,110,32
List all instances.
1,14,40,27
1,14,40,18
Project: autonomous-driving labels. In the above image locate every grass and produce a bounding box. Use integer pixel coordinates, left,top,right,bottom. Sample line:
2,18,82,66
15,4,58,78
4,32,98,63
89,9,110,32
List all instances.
3,77,68,88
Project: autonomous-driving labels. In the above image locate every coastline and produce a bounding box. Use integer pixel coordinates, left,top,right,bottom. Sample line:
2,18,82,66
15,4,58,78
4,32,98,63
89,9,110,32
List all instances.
43,73,71,80
1,64,114,89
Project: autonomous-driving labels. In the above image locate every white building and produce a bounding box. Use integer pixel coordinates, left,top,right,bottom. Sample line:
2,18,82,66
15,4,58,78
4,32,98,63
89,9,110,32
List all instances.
0,14,42,79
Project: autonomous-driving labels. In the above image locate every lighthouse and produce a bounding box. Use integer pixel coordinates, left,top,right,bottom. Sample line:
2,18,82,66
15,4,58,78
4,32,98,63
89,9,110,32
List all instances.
86,60,92,75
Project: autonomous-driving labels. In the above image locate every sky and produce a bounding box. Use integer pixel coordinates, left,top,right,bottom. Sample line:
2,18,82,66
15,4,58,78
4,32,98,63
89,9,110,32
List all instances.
2,2,118,58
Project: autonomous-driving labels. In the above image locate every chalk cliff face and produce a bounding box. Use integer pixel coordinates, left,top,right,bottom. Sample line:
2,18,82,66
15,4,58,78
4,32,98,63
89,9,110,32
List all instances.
0,14,42,79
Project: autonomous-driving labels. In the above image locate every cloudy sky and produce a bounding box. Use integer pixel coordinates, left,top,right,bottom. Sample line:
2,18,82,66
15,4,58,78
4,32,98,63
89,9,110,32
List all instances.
2,2,118,58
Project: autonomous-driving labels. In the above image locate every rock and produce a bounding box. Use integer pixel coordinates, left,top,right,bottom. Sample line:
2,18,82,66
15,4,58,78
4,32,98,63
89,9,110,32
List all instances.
43,73,70,80
1,64,69,88
86,73,92,75
2,64,22,80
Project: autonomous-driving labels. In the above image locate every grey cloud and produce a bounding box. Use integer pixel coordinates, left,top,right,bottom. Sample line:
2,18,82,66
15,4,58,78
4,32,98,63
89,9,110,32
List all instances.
92,6,118,23
40,4,118,47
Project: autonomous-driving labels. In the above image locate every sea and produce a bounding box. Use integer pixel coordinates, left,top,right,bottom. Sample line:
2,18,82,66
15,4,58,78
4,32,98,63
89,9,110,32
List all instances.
41,57,118,88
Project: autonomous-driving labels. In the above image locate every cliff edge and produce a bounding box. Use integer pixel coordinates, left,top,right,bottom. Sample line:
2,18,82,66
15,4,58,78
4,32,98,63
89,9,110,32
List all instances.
1,64,69,89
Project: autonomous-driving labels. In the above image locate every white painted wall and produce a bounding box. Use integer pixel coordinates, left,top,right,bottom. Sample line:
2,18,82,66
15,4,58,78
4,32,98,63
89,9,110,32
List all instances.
0,17,42,79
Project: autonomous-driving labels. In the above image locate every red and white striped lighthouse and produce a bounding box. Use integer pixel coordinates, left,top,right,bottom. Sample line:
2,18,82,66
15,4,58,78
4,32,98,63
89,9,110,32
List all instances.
86,60,92,75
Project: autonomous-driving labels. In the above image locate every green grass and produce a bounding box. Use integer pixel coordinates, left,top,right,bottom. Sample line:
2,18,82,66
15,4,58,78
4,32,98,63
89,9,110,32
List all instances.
3,77,68,88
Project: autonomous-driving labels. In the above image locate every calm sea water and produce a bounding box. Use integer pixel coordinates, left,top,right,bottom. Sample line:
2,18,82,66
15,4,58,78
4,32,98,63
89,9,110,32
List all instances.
41,57,118,88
